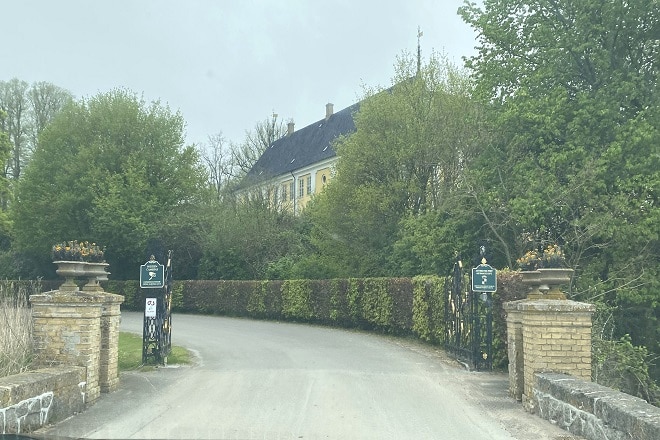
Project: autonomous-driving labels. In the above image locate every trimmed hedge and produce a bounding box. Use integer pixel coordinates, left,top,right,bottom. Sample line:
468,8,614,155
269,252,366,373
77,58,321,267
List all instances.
99,274,523,368
113,277,434,332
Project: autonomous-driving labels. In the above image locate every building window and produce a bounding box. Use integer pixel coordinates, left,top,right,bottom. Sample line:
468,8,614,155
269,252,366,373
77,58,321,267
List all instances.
289,181,295,201
299,177,304,198
281,185,287,201
307,176,312,195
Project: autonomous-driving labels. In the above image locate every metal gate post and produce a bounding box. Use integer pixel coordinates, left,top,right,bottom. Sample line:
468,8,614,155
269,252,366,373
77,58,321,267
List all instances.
443,251,494,371
140,251,172,365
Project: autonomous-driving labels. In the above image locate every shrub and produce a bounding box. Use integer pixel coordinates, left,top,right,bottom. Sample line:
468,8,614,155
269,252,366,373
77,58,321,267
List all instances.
593,334,659,406
361,278,392,329
490,270,527,370
281,279,314,321
412,276,444,342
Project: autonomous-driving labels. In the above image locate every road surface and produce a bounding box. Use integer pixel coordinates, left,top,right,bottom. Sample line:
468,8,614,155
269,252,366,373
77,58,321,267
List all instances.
37,312,578,439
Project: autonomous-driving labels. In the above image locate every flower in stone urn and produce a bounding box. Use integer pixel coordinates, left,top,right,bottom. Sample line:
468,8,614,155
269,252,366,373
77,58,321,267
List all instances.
516,249,541,271
52,241,109,292
537,244,566,268
516,244,566,270
517,244,571,299
52,240,105,263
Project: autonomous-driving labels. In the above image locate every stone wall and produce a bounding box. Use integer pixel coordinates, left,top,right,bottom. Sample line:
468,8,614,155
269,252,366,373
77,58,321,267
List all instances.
0,367,86,434
0,288,124,434
534,373,660,440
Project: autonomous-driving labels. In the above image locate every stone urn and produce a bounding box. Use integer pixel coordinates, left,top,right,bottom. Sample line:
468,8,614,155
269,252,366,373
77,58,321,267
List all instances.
520,270,542,299
54,261,110,292
81,262,110,292
54,260,86,291
521,268,573,299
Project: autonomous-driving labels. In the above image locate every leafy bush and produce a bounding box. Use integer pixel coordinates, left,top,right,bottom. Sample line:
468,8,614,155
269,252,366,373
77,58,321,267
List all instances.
490,271,527,370
412,276,444,342
593,335,659,405
281,279,314,321
361,278,392,329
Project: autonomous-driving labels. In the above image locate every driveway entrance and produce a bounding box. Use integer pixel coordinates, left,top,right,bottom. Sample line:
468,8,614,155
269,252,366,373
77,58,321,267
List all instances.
38,312,579,439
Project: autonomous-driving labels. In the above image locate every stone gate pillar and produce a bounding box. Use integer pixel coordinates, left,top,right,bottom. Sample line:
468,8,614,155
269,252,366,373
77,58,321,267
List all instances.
503,301,524,401
30,289,124,404
99,293,125,393
505,299,595,412
30,291,105,404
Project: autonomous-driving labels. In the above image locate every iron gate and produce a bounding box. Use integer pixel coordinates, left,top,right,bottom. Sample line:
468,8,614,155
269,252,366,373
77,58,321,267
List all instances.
443,257,493,371
142,250,173,365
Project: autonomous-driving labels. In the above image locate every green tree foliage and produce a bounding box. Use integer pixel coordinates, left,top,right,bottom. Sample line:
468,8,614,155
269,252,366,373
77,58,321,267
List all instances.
12,89,207,279
195,195,309,281
0,113,12,240
460,0,659,379
0,79,72,182
304,52,488,277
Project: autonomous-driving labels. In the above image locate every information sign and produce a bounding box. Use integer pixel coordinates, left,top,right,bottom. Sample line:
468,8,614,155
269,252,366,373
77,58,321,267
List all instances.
472,264,497,292
140,258,165,288
145,298,157,317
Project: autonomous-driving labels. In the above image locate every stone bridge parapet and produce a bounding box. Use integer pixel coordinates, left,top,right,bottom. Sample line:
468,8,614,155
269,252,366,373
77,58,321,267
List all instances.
534,373,660,440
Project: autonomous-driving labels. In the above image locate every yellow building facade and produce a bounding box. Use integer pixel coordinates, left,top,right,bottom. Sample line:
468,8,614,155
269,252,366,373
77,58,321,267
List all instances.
239,102,356,213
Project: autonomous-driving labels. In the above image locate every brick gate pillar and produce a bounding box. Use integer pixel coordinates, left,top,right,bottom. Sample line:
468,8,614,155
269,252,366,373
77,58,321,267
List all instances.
30,291,106,404
512,299,595,412
504,301,524,401
505,299,595,412
99,293,125,393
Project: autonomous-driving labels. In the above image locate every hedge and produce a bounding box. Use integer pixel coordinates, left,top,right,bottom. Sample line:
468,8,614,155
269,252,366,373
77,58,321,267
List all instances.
99,274,525,369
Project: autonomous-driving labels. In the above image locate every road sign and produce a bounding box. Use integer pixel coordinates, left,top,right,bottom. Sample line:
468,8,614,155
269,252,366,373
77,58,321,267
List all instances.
140,258,165,288
472,264,497,292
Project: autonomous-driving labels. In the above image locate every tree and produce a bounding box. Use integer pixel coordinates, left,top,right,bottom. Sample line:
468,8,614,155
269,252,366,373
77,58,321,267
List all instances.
198,132,233,200
459,0,660,381
0,79,29,182
195,196,308,280
304,52,488,277
230,113,286,179
0,112,11,238
0,79,72,182
12,89,207,279
28,81,73,149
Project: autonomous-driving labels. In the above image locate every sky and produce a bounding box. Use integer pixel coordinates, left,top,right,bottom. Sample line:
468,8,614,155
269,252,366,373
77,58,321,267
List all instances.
4,0,480,147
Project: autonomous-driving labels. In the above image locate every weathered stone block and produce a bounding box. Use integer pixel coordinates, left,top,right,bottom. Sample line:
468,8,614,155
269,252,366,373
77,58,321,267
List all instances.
535,373,660,440
0,367,85,434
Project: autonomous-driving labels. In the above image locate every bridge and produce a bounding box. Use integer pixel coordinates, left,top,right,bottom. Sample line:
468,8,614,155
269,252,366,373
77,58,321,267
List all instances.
38,312,577,439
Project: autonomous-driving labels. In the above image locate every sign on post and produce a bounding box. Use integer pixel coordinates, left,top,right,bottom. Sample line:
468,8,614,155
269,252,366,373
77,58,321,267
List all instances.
145,297,157,317
140,257,165,289
472,263,497,292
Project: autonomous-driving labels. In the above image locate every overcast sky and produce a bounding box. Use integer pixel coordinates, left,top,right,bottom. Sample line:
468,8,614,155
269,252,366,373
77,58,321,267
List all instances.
4,0,479,147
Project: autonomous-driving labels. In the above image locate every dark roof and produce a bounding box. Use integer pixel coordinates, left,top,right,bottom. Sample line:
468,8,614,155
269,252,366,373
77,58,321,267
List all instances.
241,102,359,186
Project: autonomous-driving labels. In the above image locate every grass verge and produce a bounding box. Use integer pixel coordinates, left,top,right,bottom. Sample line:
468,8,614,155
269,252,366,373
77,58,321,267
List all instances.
118,332,191,371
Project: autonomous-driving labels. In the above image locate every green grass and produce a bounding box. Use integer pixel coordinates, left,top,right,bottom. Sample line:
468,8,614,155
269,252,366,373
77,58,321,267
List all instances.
118,332,191,371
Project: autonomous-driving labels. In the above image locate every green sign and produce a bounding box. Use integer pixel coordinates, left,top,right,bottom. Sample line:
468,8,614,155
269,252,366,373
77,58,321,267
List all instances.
472,264,497,292
140,259,165,289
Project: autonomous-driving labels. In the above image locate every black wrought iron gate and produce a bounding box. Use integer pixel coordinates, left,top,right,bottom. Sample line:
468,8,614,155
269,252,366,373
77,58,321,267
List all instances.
142,250,173,365
443,257,493,371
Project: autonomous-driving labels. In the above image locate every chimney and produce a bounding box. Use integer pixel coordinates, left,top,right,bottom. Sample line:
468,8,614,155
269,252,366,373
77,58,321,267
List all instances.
325,103,334,120
287,121,295,136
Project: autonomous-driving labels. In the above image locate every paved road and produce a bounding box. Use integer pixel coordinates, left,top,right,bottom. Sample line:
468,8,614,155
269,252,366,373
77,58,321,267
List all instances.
38,312,577,439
